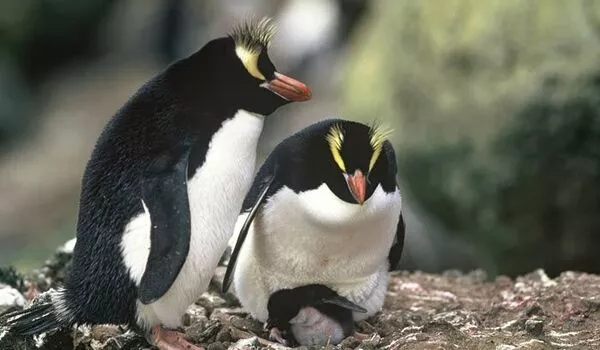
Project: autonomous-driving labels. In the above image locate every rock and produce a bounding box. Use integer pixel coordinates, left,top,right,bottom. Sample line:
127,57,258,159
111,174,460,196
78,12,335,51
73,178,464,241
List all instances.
228,336,260,349
0,284,25,314
207,342,229,350
342,0,600,277
339,335,361,348
230,317,264,335
197,293,229,315
183,304,208,327
215,327,234,343
0,267,25,292
524,317,544,336
359,333,382,349
73,325,143,350
0,330,31,350
208,267,239,306
495,345,516,350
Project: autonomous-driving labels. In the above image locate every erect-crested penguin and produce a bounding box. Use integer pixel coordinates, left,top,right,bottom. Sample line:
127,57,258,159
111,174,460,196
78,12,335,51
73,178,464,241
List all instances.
1,18,311,350
223,119,404,346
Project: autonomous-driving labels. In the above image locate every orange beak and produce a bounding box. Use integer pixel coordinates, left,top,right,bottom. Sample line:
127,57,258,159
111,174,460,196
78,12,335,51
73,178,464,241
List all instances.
346,169,366,205
263,72,312,101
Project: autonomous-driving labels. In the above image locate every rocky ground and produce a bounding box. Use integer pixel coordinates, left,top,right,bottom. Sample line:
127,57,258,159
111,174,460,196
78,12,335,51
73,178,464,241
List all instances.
1,242,599,350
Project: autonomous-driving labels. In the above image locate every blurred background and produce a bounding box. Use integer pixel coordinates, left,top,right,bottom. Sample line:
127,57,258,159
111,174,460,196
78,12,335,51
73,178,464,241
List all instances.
0,0,598,277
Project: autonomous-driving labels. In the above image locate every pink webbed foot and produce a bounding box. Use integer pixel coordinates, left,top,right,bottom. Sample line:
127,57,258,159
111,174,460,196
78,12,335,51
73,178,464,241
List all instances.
149,325,204,350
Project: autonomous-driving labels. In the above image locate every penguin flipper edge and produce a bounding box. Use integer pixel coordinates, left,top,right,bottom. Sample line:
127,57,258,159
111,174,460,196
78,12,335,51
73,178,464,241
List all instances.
138,146,192,304
222,175,275,293
388,212,405,271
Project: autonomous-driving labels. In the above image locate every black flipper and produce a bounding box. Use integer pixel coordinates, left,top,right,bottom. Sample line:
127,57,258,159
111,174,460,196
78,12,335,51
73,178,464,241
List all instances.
0,302,63,336
388,212,405,270
222,175,275,293
320,296,367,313
138,145,192,304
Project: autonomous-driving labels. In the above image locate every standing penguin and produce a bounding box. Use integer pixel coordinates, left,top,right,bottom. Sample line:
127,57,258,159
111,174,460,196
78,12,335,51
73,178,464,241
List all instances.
223,119,404,346
0,18,311,350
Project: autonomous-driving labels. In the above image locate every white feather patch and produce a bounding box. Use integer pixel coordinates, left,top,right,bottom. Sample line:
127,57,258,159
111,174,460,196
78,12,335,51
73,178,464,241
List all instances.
120,109,264,329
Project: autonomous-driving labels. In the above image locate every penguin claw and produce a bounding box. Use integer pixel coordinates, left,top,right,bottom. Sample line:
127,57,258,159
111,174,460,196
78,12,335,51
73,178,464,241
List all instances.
149,325,205,350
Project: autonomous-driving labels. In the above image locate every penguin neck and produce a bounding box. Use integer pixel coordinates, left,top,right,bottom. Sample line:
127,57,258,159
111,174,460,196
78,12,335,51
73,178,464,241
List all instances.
193,108,265,158
221,109,265,144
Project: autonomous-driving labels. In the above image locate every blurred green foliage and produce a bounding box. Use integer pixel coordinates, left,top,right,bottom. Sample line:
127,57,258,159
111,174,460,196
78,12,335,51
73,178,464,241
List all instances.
343,0,600,276
1,0,599,277
493,75,600,275
0,0,116,149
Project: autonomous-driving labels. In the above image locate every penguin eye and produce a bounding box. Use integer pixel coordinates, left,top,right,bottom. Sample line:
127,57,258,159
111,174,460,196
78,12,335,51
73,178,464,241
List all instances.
235,46,266,80
326,124,346,172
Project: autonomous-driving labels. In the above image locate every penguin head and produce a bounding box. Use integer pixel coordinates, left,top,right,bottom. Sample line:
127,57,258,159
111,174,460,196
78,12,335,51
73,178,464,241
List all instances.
168,18,311,116
322,121,395,205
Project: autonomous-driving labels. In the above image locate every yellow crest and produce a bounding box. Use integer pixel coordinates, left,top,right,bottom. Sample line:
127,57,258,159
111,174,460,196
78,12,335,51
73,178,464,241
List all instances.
326,123,346,172
368,122,393,171
230,18,276,80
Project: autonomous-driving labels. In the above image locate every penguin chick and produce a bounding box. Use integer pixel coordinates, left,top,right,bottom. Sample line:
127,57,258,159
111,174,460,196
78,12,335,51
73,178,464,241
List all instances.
223,119,404,346
266,284,367,347
0,18,311,350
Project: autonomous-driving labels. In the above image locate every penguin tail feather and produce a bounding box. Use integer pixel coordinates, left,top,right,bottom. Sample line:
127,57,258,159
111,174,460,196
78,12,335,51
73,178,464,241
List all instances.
0,302,63,336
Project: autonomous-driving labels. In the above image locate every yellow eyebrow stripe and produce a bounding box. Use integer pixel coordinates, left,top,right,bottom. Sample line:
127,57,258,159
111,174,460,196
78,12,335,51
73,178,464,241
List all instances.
326,124,346,172
235,46,265,80
369,123,393,171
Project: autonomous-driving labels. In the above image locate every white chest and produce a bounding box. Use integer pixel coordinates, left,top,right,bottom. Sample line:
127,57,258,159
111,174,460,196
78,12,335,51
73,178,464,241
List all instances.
121,110,264,328
185,110,264,281
232,184,401,321
258,184,400,284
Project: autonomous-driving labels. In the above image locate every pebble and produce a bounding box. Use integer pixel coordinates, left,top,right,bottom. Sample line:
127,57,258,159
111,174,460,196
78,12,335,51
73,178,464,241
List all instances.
228,336,260,349
198,293,229,314
208,342,229,350
183,304,208,327
231,317,264,334
496,345,517,350
0,284,26,314
524,317,544,336
339,335,361,348
216,327,234,342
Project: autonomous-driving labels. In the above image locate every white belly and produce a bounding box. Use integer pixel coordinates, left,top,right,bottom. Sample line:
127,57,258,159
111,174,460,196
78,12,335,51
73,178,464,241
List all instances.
232,184,401,322
121,110,264,329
